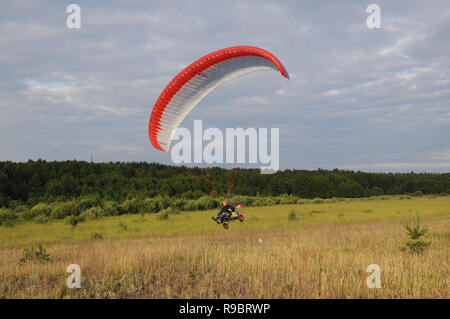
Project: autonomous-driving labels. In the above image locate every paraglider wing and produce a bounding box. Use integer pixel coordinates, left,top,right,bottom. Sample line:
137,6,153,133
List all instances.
148,46,289,151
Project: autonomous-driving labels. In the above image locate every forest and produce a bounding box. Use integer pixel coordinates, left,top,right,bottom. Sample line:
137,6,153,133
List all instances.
1,160,449,207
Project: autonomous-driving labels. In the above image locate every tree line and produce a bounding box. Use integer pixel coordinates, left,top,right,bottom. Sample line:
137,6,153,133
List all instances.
1,159,449,208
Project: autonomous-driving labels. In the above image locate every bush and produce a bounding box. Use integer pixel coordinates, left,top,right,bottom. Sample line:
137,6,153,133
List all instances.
143,197,164,213
30,203,52,217
312,198,325,204
65,215,85,227
252,199,265,207
80,206,103,220
279,194,298,205
35,215,49,224
1,219,15,227
370,186,384,196
8,200,24,211
0,208,16,225
102,201,119,217
21,210,35,221
196,196,217,210
184,199,198,211
161,196,172,209
173,198,186,210
79,195,102,211
400,216,431,253
288,209,297,221
119,198,142,215
51,201,81,219
181,190,195,199
91,231,103,239
272,197,281,205
14,205,28,214
19,244,51,264
237,196,252,206
158,209,170,220
411,190,424,197
169,207,181,215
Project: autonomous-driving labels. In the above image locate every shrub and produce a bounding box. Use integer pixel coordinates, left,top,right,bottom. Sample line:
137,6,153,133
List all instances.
78,195,102,211
411,190,424,197
161,196,172,209
237,196,252,206
14,205,28,214
272,197,281,205
21,210,34,221
141,196,165,213
173,198,186,210
181,190,195,199
145,197,164,213
184,199,198,211
102,201,119,217
80,206,103,220
167,207,181,215
370,186,384,196
35,215,49,224
0,208,16,226
252,199,265,207
400,216,431,254
65,215,85,227
91,231,103,240
264,198,276,206
1,219,15,227
312,198,325,204
288,209,297,221
30,203,52,217
279,195,298,205
51,201,81,219
19,244,51,264
158,209,170,220
120,198,142,215
8,200,24,211
196,196,217,210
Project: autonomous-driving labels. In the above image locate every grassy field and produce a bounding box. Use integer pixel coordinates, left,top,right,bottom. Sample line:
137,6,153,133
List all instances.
0,196,449,298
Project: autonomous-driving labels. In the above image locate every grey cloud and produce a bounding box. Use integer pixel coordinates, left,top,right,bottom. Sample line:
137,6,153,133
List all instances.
0,0,449,171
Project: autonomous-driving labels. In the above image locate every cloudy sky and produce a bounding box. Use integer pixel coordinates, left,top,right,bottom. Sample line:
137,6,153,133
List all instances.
1,0,449,172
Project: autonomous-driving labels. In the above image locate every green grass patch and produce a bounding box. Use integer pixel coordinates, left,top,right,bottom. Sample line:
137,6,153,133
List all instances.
0,196,449,248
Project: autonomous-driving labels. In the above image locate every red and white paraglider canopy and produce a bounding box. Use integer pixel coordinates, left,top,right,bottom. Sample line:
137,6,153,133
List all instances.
148,46,289,151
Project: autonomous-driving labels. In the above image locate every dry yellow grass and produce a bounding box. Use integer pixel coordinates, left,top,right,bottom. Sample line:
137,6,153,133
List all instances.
0,197,449,298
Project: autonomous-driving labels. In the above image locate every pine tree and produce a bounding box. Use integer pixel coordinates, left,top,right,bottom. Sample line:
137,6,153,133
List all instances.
401,216,431,254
